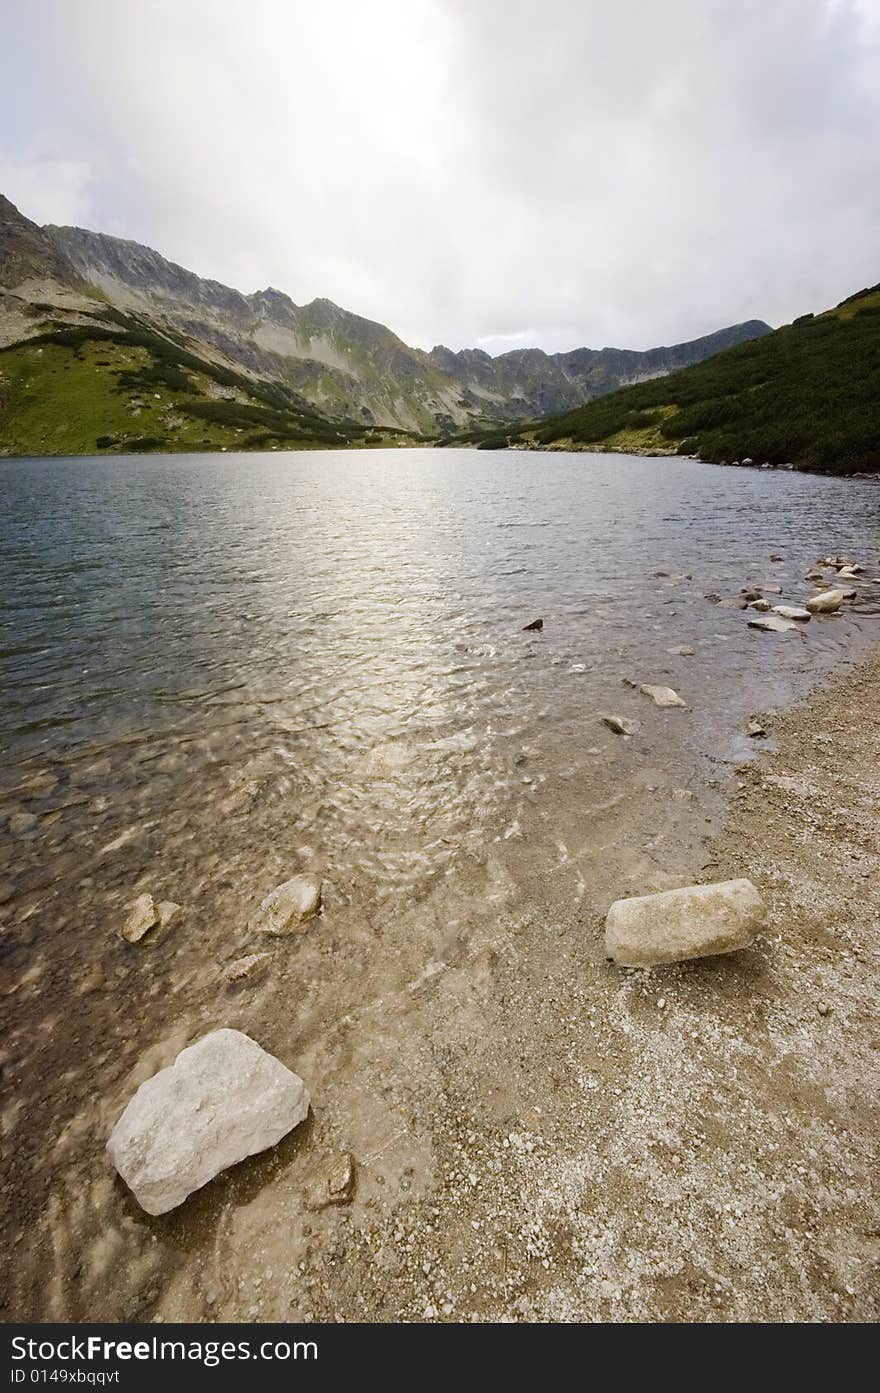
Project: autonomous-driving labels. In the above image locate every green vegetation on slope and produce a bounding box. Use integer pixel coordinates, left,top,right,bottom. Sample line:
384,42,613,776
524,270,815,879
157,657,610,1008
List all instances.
509,286,880,475
0,310,419,456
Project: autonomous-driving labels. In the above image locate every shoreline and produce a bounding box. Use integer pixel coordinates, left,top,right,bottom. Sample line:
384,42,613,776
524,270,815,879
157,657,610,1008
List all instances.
2,444,879,480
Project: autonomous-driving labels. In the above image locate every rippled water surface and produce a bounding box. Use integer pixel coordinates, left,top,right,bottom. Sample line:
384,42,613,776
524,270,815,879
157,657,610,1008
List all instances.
3,446,880,919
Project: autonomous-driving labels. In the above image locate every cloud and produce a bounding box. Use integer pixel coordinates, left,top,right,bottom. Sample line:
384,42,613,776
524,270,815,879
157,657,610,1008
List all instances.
2,0,879,352
0,154,94,229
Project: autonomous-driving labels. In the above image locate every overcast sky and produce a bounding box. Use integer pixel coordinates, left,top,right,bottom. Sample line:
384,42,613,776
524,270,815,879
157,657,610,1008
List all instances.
2,0,879,353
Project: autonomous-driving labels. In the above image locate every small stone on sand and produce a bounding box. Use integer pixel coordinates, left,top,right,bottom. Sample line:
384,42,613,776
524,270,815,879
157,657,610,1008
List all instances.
639,684,687,708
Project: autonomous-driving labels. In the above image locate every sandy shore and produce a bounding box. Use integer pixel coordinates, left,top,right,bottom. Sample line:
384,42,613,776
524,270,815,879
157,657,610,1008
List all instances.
303,648,879,1323
154,652,880,1321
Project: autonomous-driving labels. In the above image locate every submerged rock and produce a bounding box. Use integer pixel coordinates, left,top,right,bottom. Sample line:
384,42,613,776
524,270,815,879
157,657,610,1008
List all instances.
772,605,811,622
667,644,695,656
306,1152,355,1210
157,900,181,930
119,894,180,943
250,874,322,935
224,952,272,988
119,893,159,944
522,618,544,632
806,589,845,614
106,1029,310,1215
605,878,765,967
639,684,687,708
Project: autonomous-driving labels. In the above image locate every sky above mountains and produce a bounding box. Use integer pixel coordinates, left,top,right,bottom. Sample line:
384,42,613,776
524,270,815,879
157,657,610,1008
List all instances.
2,0,879,354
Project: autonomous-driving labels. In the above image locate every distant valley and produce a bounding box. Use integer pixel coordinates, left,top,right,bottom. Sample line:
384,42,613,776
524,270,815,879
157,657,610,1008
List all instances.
0,193,770,456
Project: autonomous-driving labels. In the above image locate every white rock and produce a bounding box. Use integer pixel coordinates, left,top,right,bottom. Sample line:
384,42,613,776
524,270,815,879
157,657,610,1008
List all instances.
605,878,765,967
249,874,322,935
119,893,159,943
106,1029,310,1214
639,684,687,708
806,589,845,614
772,605,811,622
749,598,771,612
666,644,695,656
748,614,799,633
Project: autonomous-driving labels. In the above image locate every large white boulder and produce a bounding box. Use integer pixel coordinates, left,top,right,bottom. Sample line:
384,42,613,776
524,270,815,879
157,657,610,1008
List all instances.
106,1029,310,1214
605,878,765,967
249,874,322,935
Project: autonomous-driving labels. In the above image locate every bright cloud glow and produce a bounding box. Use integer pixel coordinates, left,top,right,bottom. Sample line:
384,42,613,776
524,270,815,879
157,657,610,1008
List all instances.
2,0,879,352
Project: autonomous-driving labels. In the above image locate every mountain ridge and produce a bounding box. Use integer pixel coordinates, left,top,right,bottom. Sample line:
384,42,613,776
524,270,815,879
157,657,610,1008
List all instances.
495,284,880,475
0,192,774,454
3,193,769,430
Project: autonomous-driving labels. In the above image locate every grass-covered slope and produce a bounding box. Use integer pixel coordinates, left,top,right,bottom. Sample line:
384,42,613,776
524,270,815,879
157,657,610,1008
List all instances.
505,286,880,474
0,306,415,457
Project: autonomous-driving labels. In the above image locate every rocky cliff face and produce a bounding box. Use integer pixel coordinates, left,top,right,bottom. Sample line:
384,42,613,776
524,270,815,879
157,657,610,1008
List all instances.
2,195,772,433
0,195,84,291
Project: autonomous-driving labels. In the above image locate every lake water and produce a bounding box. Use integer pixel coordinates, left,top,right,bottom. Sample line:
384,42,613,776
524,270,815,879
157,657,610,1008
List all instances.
2,447,880,1319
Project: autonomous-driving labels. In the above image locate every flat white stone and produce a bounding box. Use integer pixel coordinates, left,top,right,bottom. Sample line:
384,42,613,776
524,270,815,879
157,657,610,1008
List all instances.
605,878,765,967
106,1029,310,1214
772,605,811,621
748,614,799,633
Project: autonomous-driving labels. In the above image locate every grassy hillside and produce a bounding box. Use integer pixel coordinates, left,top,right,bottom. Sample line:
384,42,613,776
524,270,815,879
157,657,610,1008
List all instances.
0,307,419,456
504,286,880,474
